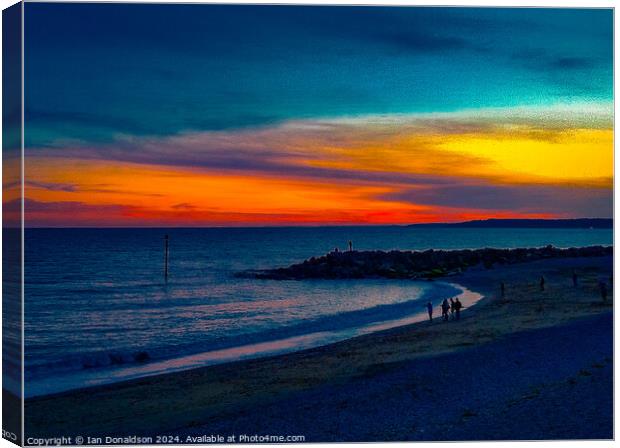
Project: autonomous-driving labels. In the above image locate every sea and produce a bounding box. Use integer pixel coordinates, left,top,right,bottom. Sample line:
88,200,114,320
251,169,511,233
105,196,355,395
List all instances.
19,226,612,397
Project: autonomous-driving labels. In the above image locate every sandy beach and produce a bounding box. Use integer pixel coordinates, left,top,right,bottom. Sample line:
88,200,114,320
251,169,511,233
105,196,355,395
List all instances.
24,254,613,441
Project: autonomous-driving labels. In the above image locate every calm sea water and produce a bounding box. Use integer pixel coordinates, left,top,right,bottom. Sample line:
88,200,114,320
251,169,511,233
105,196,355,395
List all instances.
23,227,612,397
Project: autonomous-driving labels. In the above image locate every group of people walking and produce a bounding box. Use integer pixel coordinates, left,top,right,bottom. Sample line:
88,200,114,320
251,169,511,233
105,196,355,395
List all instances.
426,297,462,323
424,269,612,325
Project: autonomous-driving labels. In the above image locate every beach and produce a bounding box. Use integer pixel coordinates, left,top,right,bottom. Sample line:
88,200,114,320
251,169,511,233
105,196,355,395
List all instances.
24,254,613,441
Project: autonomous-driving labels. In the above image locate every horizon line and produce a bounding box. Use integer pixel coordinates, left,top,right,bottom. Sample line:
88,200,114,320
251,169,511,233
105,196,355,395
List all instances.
12,217,614,230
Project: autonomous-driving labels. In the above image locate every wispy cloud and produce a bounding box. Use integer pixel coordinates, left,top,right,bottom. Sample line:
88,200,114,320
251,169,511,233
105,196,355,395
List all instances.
26,180,77,192
21,103,613,225
30,102,613,186
382,183,612,217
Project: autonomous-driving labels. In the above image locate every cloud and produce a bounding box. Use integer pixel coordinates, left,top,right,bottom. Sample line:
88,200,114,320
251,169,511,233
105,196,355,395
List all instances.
24,180,165,198
29,102,612,188
20,198,123,214
21,103,613,225
550,56,599,70
171,203,196,210
382,183,613,217
508,48,611,96
26,180,77,192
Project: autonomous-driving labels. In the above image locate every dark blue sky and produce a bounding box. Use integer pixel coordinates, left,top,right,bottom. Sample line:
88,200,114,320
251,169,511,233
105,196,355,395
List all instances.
25,4,612,147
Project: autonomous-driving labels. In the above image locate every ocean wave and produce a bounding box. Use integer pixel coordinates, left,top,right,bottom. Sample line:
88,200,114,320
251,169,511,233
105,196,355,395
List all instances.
26,281,460,378
27,349,152,376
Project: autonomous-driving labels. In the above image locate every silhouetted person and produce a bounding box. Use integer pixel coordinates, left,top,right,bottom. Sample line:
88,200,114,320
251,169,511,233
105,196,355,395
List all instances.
455,297,462,320
348,240,353,252
572,271,578,287
441,298,450,322
334,247,339,253
600,281,608,302
450,298,456,320
540,276,545,291
426,301,433,322
500,282,505,298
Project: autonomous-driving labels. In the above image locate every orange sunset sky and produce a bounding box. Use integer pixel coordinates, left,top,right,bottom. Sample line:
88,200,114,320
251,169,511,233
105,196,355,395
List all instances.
8,6,613,227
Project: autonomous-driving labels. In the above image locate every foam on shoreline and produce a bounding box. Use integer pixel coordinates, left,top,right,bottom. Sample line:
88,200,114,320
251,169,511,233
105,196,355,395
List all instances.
26,282,482,398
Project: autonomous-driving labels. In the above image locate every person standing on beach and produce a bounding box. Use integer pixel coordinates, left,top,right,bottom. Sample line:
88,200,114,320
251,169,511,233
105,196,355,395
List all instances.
455,297,462,320
348,240,353,252
426,301,433,322
441,298,450,321
449,298,456,320
540,276,545,291
441,299,450,322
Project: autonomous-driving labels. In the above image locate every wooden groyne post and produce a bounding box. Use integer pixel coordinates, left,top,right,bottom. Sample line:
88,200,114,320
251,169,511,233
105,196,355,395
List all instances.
164,234,169,281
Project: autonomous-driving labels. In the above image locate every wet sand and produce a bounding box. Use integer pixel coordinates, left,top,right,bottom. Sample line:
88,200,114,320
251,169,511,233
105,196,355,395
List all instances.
25,255,613,441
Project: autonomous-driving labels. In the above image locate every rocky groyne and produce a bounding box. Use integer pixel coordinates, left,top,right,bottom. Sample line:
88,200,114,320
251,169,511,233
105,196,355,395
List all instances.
240,245,613,280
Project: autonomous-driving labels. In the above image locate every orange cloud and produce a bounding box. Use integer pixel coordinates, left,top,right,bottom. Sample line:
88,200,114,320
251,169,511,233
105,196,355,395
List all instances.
20,103,613,226
312,127,612,188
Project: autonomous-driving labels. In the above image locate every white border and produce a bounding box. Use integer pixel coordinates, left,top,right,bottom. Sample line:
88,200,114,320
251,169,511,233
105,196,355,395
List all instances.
0,2,616,448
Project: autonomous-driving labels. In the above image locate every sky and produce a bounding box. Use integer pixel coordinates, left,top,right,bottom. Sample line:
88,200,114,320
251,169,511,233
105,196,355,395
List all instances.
15,4,613,226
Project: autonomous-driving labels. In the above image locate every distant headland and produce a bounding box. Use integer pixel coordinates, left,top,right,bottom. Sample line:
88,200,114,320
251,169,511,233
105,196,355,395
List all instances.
408,218,612,229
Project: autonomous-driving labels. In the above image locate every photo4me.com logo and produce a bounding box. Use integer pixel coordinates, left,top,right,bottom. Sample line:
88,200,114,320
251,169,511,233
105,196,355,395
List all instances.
238,434,305,443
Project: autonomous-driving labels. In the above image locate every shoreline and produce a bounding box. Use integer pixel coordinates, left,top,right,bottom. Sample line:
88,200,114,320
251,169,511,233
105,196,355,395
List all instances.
24,282,483,399
25,255,613,440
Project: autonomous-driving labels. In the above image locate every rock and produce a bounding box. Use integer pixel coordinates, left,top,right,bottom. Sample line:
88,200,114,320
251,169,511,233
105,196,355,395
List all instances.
241,245,612,281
